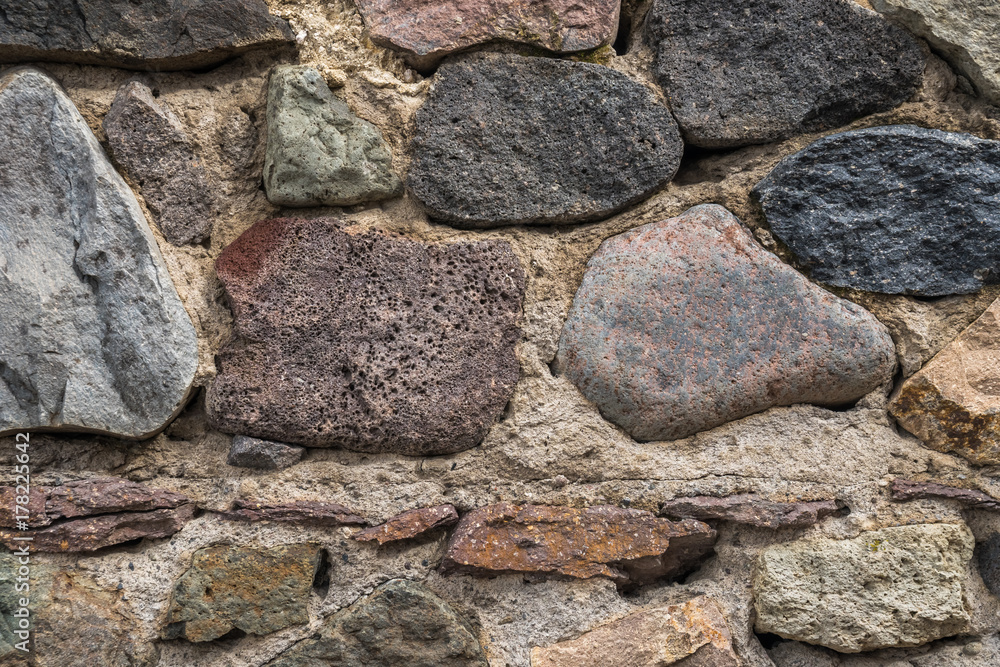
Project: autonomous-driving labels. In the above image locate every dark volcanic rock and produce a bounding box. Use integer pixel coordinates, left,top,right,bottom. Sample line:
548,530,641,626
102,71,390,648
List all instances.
660,495,842,529
216,499,366,526
354,504,459,545
645,0,924,148
408,53,683,228
0,505,196,552
206,216,525,455
556,204,896,442
979,533,1000,596
0,0,294,70
754,125,1000,296
890,479,1000,510
227,435,305,470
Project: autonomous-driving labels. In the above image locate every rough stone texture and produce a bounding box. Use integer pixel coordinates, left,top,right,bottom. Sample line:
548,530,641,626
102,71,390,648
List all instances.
660,495,842,529
216,499,367,526
556,204,896,442
354,504,459,545
0,67,198,440
263,65,402,207
890,479,1000,510
871,0,1000,105
206,216,525,455
408,53,683,228
531,596,739,667
978,533,1000,597
645,0,924,148
753,523,974,652
355,0,620,70
226,435,305,470
754,125,1000,297
267,579,488,667
104,80,213,246
440,504,716,586
0,0,294,70
162,543,322,643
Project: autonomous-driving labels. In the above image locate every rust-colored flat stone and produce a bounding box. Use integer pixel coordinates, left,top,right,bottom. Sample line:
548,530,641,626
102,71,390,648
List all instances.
890,479,1000,510
0,505,196,552
660,494,842,529
0,486,47,528
216,500,366,526
354,504,459,545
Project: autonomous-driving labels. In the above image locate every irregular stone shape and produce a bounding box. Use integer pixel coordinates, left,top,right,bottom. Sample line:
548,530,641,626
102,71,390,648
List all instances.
227,435,305,470
217,500,366,526
409,53,682,228
355,0,620,70
207,217,525,455
660,495,842,529
753,126,1000,296
978,532,1000,597
263,66,402,207
531,596,739,667
645,0,923,148
163,543,321,643
0,486,46,528
0,67,198,440
890,298,1000,464
266,579,487,667
0,0,294,70
753,523,973,652
354,504,459,545
556,204,895,442
871,0,1000,105
104,80,213,246
890,479,1000,510
440,504,716,586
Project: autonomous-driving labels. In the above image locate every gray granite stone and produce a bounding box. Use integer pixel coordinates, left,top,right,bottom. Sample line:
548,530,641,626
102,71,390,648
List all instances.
227,435,305,470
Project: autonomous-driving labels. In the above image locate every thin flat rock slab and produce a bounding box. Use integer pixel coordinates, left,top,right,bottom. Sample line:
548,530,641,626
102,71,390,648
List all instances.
0,505,196,552
660,494,842,529
556,204,895,442
645,0,924,148
890,479,1000,510
216,500,367,526
408,53,682,228
354,505,459,545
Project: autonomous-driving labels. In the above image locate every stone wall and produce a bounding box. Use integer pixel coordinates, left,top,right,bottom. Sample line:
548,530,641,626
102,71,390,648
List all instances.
1,0,999,665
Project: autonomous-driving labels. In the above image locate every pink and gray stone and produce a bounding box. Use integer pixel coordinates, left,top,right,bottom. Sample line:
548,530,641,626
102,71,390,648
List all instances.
227,435,305,470
556,204,896,442
660,494,842,529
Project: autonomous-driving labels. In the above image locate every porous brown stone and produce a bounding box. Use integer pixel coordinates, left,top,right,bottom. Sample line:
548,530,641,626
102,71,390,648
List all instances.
216,499,366,526
207,217,525,455
354,504,459,545
890,479,1000,510
660,494,842,529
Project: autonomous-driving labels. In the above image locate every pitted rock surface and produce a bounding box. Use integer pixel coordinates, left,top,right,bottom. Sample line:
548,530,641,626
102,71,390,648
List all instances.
556,204,895,442
754,125,1000,296
660,495,842,529
645,0,924,148
104,80,213,246
207,216,525,455
227,435,305,470
263,65,402,207
0,67,198,440
354,504,459,545
355,0,620,70
0,0,294,70
408,53,682,228
440,503,716,585
753,523,973,652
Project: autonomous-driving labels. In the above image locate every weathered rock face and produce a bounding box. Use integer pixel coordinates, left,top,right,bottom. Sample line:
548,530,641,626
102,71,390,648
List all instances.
104,80,213,246
217,499,366,526
207,216,525,455
162,543,322,643
645,0,924,148
979,533,1000,597
267,579,488,667
890,298,1000,465
890,479,1000,510
660,495,842,529
354,504,459,545
440,504,716,586
263,65,401,207
556,204,895,442
0,67,198,440
0,0,294,70
754,125,1000,296
355,0,620,70
753,523,973,652
227,435,305,470
408,53,683,228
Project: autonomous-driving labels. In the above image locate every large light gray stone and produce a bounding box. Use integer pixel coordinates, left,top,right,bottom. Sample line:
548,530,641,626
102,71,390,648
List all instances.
0,67,198,440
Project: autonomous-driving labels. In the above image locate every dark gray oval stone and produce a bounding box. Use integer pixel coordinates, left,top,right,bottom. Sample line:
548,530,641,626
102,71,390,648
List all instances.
754,125,1000,296
408,53,683,228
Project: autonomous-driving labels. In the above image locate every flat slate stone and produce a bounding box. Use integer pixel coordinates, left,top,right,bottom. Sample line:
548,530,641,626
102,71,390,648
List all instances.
0,67,198,440
104,80,213,246
227,435,305,470
556,204,896,442
354,504,459,545
660,495,842,529
207,216,525,455
755,125,1000,296
216,499,367,526
355,0,620,70
0,0,294,70
264,65,402,207
645,0,924,148
408,53,683,228
890,479,1000,510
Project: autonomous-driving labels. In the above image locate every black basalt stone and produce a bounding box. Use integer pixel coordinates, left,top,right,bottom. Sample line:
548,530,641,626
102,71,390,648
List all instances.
754,125,1000,296
979,533,1000,597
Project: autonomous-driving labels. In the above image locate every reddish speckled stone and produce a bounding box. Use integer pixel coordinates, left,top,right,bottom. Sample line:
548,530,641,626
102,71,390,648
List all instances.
217,499,367,526
660,494,842,529
354,504,459,545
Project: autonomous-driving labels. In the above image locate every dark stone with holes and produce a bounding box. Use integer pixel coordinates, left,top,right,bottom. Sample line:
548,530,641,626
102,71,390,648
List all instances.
207,217,525,455
980,533,1000,596
645,0,924,148
227,435,305,470
0,0,294,70
754,125,1000,296
408,53,682,228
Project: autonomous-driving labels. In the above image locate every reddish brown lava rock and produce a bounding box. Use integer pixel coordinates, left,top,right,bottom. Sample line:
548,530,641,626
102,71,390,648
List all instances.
0,505,196,552
660,494,842,529
354,504,459,545
207,217,525,456
0,486,46,528
440,504,716,586
216,499,367,526
890,479,1000,511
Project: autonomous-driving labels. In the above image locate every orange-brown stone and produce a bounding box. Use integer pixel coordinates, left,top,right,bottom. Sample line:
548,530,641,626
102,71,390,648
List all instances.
354,504,459,545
